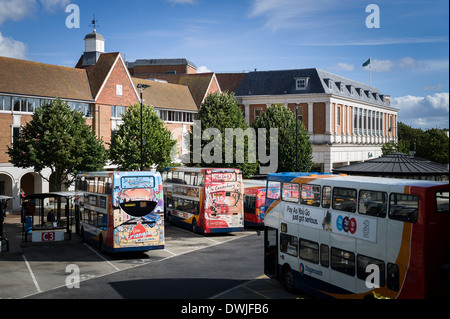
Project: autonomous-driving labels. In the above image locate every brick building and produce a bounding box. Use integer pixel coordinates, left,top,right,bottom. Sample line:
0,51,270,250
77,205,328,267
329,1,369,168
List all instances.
234,69,398,172
0,31,197,211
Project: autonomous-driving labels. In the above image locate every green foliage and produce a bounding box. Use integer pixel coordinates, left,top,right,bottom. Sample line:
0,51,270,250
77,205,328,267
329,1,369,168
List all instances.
416,128,449,164
109,103,177,171
188,91,258,178
252,104,312,172
7,98,107,190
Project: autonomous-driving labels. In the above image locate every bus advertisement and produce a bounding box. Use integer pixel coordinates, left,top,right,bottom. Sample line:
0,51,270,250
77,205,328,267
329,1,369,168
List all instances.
75,171,164,253
263,173,449,299
163,167,244,234
244,186,266,228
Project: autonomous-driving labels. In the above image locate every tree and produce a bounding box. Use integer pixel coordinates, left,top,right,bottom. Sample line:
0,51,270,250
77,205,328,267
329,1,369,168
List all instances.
252,104,313,172
416,128,449,164
187,92,258,177
7,98,107,190
109,103,177,171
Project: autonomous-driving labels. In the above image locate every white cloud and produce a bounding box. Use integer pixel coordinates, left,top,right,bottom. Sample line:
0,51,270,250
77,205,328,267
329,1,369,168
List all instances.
197,66,212,73
334,62,355,71
362,57,449,73
0,0,36,25
0,0,69,25
249,0,350,31
39,0,71,12
0,31,27,59
392,93,449,129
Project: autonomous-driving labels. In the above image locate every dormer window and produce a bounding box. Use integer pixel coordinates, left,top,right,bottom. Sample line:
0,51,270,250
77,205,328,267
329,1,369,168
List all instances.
295,77,309,90
347,85,354,95
336,82,345,92
324,78,333,90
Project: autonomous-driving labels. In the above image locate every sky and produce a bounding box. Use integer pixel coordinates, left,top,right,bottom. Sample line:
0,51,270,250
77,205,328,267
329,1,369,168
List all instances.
0,0,448,130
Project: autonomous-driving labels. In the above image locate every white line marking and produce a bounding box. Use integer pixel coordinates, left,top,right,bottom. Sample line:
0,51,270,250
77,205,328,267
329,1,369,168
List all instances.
83,243,120,272
22,255,42,293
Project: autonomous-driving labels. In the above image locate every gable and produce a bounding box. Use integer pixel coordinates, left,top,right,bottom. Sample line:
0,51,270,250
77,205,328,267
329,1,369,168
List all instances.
92,53,139,106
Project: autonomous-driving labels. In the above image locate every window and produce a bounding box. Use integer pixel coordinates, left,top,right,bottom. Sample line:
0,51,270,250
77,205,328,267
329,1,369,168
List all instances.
295,77,309,90
267,181,281,200
322,186,331,208
353,107,358,135
300,239,319,264
357,255,385,287
111,105,126,118
244,195,256,215
282,183,299,203
387,263,399,291
336,106,341,126
300,184,321,207
320,244,329,268
280,233,298,257
332,187,357,213
436,191,449,214
358,190,387,217
331,247,355,276
389,193,418,223
116,85,123,96
254,107,263,121
0,95,12,111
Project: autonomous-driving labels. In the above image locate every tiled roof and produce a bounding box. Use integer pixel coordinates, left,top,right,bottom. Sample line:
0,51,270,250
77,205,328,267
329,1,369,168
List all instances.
216,73,247,93
139,73,216,107
0,56,93,101
132,78,197,112
75,52,121,98
333,152,449,176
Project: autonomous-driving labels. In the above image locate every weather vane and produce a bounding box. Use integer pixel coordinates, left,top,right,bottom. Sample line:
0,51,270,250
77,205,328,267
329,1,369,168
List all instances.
89,14,99,31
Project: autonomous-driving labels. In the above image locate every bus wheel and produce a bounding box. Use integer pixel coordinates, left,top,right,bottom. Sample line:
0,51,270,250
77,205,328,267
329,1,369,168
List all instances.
192,219,198,233
282,265,295,293
99,235,105,254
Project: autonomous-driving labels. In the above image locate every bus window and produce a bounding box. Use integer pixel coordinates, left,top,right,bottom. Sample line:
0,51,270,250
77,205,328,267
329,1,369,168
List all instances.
244,195,256,215
387,263,400,291
280,233,298,257
358,190,387,217
332,187,357,213
436,191,449,214
357,255,385,287
320,244,329,268
389,193,418,223
197,173,204,186
267,181,281,200
282,183,299,203
322,186,331,208
300,239,319,264
331,247,355,276
301,184,321,207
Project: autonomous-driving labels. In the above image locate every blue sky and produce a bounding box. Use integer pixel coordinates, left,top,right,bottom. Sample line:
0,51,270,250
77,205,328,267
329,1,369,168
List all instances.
0,0,448,130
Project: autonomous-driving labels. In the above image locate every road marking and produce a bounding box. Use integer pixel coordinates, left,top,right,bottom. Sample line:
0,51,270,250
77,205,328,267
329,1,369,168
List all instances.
22,255,42,293
209,275,269,299
83,243,120,272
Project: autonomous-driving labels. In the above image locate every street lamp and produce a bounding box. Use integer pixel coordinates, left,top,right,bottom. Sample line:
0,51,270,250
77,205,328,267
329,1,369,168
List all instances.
137,83,150,171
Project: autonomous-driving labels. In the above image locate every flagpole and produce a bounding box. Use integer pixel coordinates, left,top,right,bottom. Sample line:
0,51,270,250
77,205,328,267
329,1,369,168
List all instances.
369,57,372,87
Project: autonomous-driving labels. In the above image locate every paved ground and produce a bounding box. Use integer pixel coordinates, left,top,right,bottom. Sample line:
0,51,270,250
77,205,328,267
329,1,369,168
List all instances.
1,212,307,300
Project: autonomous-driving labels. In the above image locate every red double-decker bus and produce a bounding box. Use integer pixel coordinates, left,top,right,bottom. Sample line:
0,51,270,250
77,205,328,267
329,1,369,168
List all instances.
163,167,244,234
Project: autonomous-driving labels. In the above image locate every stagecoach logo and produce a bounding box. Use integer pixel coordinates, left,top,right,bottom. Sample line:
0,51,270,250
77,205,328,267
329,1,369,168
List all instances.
299,263,323,276
127,223,152,240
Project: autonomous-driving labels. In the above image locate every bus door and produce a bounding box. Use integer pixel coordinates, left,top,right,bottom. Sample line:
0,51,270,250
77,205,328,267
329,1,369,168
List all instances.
264,226,278,278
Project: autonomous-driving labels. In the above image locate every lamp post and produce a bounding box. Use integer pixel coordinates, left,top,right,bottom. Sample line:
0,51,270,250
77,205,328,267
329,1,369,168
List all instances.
137,84,150,171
